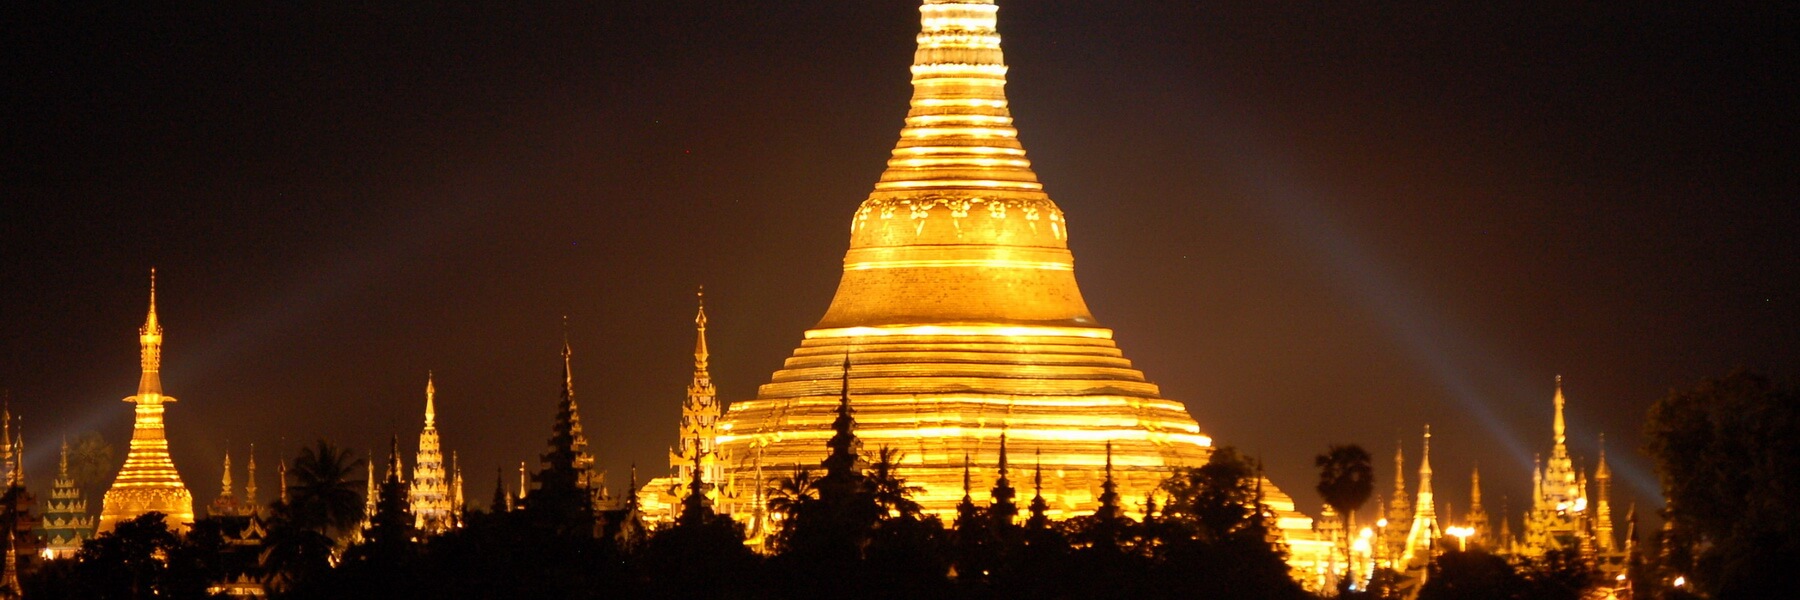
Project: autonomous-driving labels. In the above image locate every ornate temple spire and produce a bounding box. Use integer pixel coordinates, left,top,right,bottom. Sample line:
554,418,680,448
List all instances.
450,451,464,527
244,444,258,514
671,291,720,506
1466,464,1490,547
44,436,95,559
490,466,508,514
10,419,21,487
1402,425,1438,568
277,456,288,504
363,452,377,531
100,270,194,532
1,404,12,488
988,431,1016,524
2,531,17,600
820,354,861,481
1026,449,1050,529
209,449,238,518
139,269,165,398
1098,441,1120,517
410,372,450,533
1595,434,1616,552
1553,375,1566,446
556,325,603,505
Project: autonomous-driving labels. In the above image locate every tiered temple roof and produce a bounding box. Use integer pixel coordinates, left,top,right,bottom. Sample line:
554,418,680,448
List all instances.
711,0,1325,566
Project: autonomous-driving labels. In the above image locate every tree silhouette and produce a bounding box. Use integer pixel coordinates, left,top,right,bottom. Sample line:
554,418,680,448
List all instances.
868,446,922,519
1315,443,1374,531
1645,369,1800,598
286,439,366,543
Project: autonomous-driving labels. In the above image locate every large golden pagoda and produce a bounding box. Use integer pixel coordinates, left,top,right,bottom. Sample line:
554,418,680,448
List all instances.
99,270,195,532
714,0,1320,548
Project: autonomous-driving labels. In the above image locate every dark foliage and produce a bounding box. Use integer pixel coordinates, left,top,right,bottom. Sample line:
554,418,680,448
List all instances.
1315,444,1374,527
1644,369,1800,598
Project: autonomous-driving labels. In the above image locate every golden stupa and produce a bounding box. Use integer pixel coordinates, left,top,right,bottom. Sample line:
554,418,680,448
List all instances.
715,0,1322,550
98,270,195,532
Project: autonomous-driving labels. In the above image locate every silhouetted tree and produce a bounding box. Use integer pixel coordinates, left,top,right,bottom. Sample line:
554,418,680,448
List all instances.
1417,548,1521,600
68,512,206,599
1644,369,1800,598
1316,443,1374,530
286,439,366,542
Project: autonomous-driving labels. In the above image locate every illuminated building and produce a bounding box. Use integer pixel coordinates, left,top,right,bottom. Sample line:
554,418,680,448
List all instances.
1400,426,1438,569
99,270,195,533
644,292,734,521
243,445,259,516
1463,465,1491,548
207,450,239,518
0,408,41,567
708,0,1325,565
560,333,606,508
410,374,452,533
1521,376,1589,556
1384,441,1411,564
1515,376,1623,573
40,438,96,559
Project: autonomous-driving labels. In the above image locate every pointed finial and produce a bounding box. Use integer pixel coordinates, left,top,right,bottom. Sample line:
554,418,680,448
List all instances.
1553,375,1567,444
1596,433,1612,478
221,447,233,490
997,430,1009,476
1033,449,1043,495
386,434,402,481
962,453,972,495
693,287,710,370
425,371,437,427
58,435,69,479
1420,424,1432,475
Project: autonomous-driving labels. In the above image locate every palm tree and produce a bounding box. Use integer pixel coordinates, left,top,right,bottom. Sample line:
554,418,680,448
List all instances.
766,467,818,523
1314,444,1374,532
287,439,367,542
869,446,923,519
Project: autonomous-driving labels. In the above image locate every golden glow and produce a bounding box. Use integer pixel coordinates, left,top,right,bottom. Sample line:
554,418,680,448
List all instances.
703,0,1330,582
844,258,1070,271
100,271,194,533
807,324,1113,339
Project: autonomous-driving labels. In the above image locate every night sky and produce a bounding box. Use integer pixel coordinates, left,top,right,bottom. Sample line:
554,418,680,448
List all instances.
4,1,1795,526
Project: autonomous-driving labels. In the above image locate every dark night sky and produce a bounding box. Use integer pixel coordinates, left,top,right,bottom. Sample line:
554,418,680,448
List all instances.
3,1,1795,526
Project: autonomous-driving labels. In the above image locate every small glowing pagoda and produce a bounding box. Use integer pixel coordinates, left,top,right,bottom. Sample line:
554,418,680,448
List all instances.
99,270,195,533
714,0,1322,554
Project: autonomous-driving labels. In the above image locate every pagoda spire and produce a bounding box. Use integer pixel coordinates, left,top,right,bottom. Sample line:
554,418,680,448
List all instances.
363,452,377,531
490,467,508,514
817,0,1093,331
671,291,719,506
10,419,21,487
820,353,860,482
100,270,194,532
871,0,1044,193
1553,375,1566,446
1,404,12,488
209,448,238,518
1026,450,1050,529
448,453,460,520
557,323,603,504
410,373,450,533
1098,441,1120,517
244,444,258,513
988,431,1016,524
138,268,165,398
1401,425,1438,568
1595,434,1616,552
